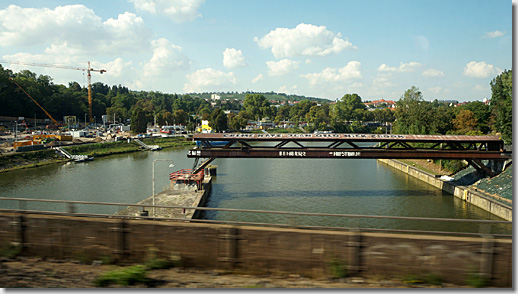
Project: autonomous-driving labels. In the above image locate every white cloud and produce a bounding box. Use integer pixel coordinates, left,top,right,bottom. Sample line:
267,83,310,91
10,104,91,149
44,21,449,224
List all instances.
372,73,395,88
277,85,297,95
463,61,500,78
143,38,191,77
128,0,204,22
222,48,247,69
414,35,429,51
184,68,237,92
255,23,356,58
300,61,361,85
252,74,263,83
377,62,421,73
267,59,299,76
422,68,445,77
484,30,504,38
0,5,152,56
474,84,487,91
427,86,449,94
99,58,132,78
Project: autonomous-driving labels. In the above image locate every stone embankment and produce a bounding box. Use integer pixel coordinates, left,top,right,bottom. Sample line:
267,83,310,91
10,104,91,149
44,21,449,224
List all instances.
377,159,512,221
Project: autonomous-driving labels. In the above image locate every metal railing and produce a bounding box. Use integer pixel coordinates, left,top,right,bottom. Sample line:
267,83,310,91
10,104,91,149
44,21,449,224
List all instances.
0,197,511,238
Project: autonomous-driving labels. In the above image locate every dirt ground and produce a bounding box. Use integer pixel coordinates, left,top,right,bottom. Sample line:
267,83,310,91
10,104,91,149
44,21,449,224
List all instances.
0,257,465,289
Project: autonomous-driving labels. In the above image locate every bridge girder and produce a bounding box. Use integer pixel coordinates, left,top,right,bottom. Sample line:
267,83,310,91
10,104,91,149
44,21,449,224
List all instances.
187,148,509,160
190,133,510,159
189,133,511,176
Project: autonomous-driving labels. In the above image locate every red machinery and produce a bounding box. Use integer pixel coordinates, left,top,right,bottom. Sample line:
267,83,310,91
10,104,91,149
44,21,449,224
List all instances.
169,169,204,190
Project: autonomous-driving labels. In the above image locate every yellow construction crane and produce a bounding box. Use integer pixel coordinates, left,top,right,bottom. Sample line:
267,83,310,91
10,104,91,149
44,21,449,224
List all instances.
0,60,106,123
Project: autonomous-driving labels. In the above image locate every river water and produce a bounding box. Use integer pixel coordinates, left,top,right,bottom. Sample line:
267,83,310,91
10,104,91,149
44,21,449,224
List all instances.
0,145,510,235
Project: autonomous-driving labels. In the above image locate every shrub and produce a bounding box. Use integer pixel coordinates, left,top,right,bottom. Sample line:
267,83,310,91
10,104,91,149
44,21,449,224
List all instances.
0,243,22,259
328,258,348,279
466,272,490,288
423,273,443,285
145,258,173,270
94,265,150,287
403,273,443,286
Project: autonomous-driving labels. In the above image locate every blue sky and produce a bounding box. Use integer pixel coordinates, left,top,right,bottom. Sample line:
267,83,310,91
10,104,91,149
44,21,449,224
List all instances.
0,0,512,101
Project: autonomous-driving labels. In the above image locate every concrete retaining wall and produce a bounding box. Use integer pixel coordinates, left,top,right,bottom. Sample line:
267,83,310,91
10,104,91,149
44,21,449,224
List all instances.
192,176,212,219
377,159,512,221
0,212,511,287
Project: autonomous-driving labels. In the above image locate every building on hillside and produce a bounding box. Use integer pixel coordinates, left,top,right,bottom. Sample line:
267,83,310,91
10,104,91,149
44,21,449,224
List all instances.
437,100,459,105
364,98,396,109
223,110,240,115
211,94,221,100
278,120,295,128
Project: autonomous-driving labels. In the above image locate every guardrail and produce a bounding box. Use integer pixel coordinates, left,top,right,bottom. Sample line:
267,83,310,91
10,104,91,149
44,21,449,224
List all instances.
0,197,511,239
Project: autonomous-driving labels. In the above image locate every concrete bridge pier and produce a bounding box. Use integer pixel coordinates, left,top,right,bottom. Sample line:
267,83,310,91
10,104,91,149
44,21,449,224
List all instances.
488,159,507,174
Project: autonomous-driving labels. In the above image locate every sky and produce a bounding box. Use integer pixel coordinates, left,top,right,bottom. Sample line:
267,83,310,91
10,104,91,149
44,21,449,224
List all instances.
0,0,513,102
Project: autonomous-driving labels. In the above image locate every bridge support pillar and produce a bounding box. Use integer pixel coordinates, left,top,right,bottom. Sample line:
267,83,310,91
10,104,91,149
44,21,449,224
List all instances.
9,213,25,249
468,159,508,178
111,219,128,262
488,159,506,174
218,227,240,269
479,236,494,282
346,229,362,275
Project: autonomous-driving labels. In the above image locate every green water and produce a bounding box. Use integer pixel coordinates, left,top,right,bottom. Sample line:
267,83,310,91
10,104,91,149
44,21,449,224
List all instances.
0,145,511,235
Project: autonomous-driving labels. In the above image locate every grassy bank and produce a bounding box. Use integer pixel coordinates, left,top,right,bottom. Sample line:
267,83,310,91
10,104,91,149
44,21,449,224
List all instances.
0,137,194,173
0,149,69,173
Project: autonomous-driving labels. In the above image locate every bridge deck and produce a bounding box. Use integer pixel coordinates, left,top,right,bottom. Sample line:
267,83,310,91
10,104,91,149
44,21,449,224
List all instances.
193,133,504,143
189,133,510,175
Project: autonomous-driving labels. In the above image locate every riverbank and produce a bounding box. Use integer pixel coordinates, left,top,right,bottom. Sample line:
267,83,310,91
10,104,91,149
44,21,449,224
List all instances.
0,137,194,173
378,159,512,221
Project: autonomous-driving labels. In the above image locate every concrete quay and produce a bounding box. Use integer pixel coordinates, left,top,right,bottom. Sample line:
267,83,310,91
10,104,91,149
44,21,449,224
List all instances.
116,176,212,220
377,159,512,221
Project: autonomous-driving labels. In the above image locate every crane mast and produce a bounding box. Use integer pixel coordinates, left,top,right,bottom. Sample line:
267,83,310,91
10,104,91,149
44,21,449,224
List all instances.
0,60,106,123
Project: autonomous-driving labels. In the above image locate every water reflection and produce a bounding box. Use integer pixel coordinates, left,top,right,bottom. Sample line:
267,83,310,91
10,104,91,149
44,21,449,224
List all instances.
0,145,511,235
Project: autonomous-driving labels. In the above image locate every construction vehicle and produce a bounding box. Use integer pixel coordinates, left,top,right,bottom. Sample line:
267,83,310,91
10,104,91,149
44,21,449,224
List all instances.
1,60,106,123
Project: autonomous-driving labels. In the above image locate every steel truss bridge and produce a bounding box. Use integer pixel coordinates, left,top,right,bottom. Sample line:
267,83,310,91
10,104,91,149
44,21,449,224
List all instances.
189,133,511,176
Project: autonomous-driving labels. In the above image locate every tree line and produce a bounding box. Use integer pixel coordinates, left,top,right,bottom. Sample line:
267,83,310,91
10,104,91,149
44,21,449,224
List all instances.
0,65,512,144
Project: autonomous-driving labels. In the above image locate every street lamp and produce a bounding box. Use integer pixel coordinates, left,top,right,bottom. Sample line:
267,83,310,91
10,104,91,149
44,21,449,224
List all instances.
152,159,175,217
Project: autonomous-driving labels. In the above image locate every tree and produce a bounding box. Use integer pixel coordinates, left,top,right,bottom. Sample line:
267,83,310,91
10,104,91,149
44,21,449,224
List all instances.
159,111,174,126
130,107,147,134
238,110,251,120
393,86,429,134
373,108,395,125
342,93,365,112
332,93,365,122
490,69,512,144
172,109,189,124
243,94,270,120
457,101,490,133
209,108,228,132
228,113,248,131
452,109,477,134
